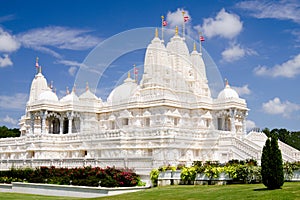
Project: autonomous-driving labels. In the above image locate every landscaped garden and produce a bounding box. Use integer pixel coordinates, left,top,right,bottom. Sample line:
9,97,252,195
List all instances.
1,182,300,199
0,166,145,187
150,159,300,187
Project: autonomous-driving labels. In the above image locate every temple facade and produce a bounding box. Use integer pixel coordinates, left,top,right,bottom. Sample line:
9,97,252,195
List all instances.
0,28,299,175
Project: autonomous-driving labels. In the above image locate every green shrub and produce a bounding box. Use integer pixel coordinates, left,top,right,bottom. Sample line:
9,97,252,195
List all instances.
150,168,159,187
261,133,284,189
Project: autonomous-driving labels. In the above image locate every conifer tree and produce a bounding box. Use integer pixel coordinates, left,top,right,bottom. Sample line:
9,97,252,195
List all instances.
261,130,284,189
261,137,271,187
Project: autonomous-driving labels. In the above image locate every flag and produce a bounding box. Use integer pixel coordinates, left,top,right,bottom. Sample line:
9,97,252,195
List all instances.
162,20,167,26
184,16,189,22
134,67,138,74
35,57,39,68
200,36,205,42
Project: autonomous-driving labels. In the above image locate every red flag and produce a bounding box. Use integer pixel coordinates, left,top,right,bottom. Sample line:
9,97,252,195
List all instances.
134,67,138,74
35,61,39,68
162,20,167,26
184,16,189,22
200,36,205,42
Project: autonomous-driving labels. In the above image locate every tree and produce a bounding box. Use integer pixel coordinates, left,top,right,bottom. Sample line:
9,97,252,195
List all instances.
261,130,284,189
262,128,300,151
0,126,20,138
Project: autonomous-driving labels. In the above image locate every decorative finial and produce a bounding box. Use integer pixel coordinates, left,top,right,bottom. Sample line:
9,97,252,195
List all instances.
38,65,42,74
175,26,178,35
155,28,158,38
86,82,89,91
127,71,131,79
50,81,53,89
66,86,70,94
225,78,229,86
193,42,197,51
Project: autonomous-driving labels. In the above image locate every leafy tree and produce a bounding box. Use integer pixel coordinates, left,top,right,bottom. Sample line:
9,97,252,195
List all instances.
262,128,300,151
261,130,284,189
0,126,20,138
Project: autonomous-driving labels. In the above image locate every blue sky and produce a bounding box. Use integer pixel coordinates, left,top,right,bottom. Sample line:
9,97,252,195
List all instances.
0,0,300,131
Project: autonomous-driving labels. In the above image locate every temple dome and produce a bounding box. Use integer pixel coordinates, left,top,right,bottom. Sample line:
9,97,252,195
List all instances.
60,91,79,102
79,89,99,100
38,90,58,101
107,77,138,103
217,83,239,99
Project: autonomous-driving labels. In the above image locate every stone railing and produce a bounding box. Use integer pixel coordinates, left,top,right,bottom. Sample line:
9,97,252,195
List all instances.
0,157,153,175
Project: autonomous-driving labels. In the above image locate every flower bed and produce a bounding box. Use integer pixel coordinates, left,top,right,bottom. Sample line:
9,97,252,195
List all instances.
151,159,262,186
0,166,145,187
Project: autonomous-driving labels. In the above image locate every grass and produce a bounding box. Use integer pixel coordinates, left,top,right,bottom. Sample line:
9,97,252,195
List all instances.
1,182,300,200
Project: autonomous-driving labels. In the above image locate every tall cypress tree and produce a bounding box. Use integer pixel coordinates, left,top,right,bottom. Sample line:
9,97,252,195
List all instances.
261,138,271,187
270,135,284,189
261,133,284,189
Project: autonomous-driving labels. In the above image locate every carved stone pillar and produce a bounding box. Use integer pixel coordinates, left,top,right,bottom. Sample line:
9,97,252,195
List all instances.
59,116,64,134
40,111,47,134
30,112,35,134
68,112,73,134
243,111,248,135
230,109,236,133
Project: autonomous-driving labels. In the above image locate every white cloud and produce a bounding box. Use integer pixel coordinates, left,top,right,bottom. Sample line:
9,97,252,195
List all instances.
68,67,77,76
221,43,244,62
0,27,20,53
0,54,13,67
58,59,86,68
236,0,300,24
232,84,251,96
246,119,257,131
166,8,191,27
17,26,101,57
0,115,17,125
198,8,243,39
254,54,300,78
0,93,28,110
0,14,15,23
166,8,194,36
262,97,300,118
221,43,256,62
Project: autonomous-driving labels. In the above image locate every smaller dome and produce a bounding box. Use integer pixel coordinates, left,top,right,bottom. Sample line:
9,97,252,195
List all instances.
218,83,239,99
107,77,138,103
38,90,58,101
60,91,79,102
79,89,99,100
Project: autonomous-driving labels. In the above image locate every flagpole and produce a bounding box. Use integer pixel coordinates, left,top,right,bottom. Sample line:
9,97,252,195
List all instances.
161,15,164,41
182,11,185,39
133,64,137,83
199,32,202,54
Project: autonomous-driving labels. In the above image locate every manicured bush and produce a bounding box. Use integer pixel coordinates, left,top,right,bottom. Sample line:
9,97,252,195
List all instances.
0,166,143,187
261,132,284,189
150,168,159,187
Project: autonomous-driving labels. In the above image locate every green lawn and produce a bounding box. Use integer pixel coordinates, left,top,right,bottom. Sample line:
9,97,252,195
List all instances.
1,182,300,200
